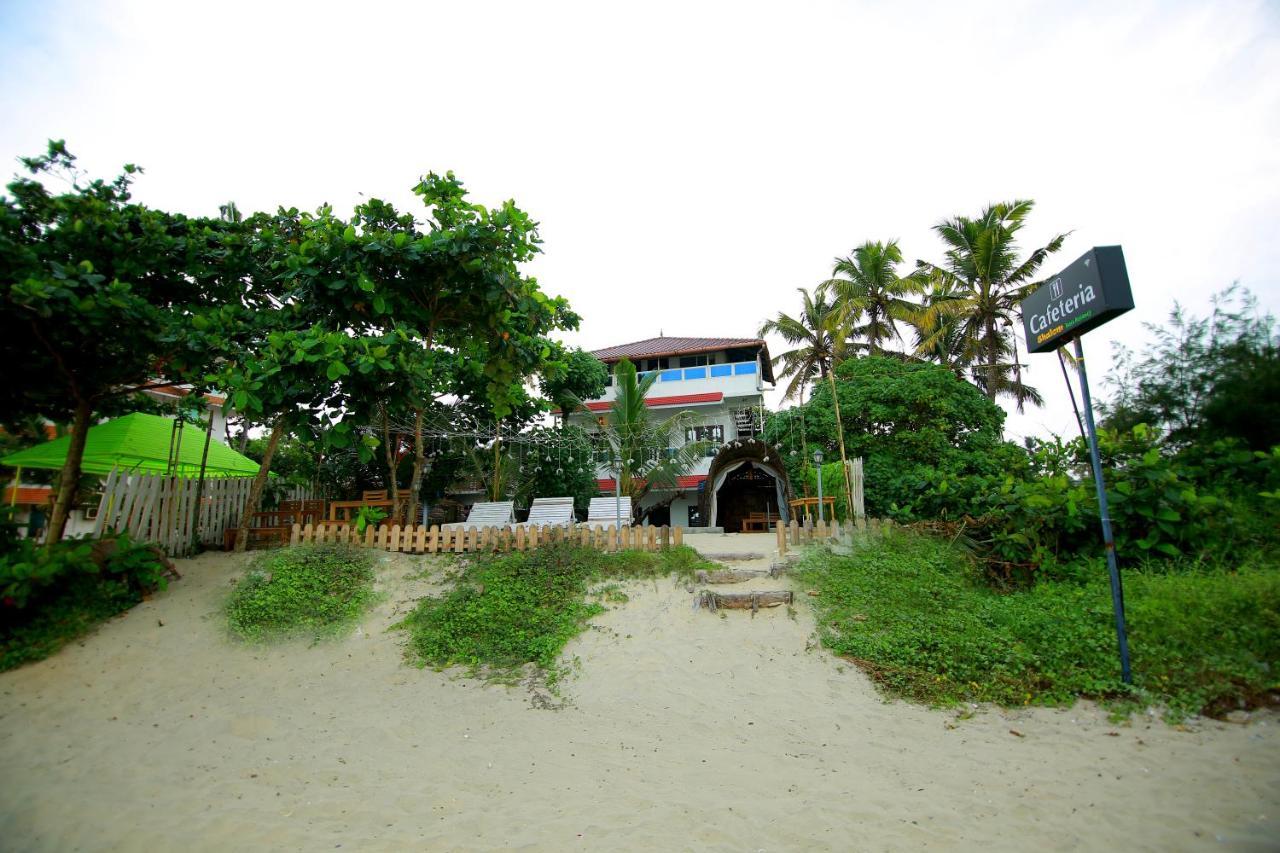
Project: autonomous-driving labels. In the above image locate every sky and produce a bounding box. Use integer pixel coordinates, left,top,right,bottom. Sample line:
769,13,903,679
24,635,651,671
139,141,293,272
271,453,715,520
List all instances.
2,0,1277,442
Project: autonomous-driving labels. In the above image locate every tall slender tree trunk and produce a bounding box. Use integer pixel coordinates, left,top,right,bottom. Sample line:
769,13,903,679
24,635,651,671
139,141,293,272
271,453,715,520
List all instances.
234,417,285,552
380,404,401,521
46,398,93,545
405,407,426,526
490,420,502,502
984,315,1000,400
824,370,855,521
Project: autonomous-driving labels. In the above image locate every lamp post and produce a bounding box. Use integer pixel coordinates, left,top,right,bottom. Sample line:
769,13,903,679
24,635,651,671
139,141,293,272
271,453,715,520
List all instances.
813,449,824,523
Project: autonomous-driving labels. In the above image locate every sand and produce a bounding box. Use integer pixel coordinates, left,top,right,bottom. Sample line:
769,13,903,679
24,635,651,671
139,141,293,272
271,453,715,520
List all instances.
1,533,1277,852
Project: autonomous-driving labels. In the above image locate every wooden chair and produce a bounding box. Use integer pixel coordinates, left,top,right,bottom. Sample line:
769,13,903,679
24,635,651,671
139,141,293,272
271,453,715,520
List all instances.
441,500,516,530
584,496,632,528
518,496,575,529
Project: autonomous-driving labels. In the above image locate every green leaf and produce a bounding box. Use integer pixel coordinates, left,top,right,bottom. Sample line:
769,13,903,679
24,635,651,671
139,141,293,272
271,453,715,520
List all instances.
326,361,350,381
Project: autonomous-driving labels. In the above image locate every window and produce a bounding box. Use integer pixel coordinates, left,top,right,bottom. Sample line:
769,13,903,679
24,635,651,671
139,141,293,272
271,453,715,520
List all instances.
679,354,710,367
685,424,724,457
687,505,704,527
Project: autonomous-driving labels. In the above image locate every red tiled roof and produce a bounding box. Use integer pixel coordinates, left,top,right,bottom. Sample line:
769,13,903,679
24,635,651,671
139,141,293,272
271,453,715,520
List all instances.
591,336,760,361
596,475,706,493
589,337,775,384
3,486,53,506
584,392,722,413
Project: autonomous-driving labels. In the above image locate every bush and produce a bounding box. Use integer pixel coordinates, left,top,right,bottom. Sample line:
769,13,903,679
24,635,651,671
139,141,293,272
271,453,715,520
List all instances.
398,543,710,679
799,529,1280,719
1,533,171,671
226,544,376,642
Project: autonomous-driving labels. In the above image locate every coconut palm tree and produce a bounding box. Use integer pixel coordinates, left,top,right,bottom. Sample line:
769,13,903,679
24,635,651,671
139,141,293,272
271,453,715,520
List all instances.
599,358,708,523
824,240,923,356
758,287,841,402
913,200,1067,410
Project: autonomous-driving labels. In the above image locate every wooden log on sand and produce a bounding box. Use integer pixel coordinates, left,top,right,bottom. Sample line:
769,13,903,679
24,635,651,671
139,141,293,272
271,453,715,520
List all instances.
694,590,793,612
695,568,769,584
696,552,767,562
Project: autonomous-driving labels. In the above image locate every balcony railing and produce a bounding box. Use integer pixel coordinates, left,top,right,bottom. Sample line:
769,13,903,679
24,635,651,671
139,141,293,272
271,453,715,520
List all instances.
608,360,758,386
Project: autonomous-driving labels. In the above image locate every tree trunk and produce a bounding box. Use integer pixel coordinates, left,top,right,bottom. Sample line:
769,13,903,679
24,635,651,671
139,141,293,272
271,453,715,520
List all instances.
985,316,1000,400
234,418,285,552
46,398,93,545
380,404,401,521
405,407,426,526
825,370,855,521
491,420,502,502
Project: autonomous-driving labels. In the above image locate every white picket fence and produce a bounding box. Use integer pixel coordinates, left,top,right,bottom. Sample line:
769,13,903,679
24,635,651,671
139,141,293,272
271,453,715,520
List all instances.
92,469,254,556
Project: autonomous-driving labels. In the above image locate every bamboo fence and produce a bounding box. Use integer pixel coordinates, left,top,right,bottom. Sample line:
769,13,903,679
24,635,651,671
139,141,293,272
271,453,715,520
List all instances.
290,522,686,554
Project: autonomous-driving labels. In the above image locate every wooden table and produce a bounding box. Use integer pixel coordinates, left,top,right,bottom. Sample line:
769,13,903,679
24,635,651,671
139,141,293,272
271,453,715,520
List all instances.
788,496,836,522
328,499,394,522
741,512,780,532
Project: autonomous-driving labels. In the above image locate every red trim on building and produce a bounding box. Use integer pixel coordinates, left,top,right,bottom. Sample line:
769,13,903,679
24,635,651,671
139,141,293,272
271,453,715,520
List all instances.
596,475,706,493
583,392,722,413
3,486,53,506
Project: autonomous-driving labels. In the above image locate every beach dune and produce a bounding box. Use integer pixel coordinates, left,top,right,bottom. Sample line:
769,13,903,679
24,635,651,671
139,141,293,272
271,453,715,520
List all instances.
1,536,1277,851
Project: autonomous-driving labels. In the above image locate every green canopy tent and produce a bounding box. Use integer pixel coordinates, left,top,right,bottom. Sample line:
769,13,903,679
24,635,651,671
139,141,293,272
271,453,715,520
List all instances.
1,413,260,478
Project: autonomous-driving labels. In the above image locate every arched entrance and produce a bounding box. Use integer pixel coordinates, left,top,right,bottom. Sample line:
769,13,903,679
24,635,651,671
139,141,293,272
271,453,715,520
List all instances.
699,438,794,531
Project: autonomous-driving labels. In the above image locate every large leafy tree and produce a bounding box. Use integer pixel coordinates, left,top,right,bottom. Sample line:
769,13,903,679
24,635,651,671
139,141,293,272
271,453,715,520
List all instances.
598,359,706,523
824,240,923,356
0,142,246,542
763,355,1027,518
539,346,608,427
913,200,1067,410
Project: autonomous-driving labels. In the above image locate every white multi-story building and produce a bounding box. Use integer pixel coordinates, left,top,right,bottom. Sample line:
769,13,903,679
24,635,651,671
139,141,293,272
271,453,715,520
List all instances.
565,336,794,531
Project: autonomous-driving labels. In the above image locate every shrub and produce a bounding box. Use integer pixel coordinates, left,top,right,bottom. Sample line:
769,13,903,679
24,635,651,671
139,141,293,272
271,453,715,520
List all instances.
398,542,710,679
799,529,1280,719
226,544,376,642
1,532,171,671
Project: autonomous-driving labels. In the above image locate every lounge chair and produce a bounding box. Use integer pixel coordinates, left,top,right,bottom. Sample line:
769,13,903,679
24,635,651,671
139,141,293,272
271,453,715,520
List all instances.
518,496,575,528
584,496,632,528
441,500,515,530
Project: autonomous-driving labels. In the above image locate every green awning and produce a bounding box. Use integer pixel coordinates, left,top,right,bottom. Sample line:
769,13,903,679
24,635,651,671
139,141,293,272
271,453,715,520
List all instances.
1,413,260,478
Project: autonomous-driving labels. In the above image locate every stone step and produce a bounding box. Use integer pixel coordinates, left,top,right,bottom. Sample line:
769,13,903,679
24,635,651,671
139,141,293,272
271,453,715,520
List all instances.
695,551,767,562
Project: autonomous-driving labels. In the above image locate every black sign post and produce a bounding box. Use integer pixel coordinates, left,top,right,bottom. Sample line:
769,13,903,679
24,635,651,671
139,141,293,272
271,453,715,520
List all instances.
1021,246,1134,685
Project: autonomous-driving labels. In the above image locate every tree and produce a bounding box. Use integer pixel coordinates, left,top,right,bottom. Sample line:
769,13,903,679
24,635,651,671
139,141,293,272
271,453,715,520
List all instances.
759,285,855,518
513,425,599,518
763,355,1027,518
758,286,840,402
824,240,922,356
1101,284,1280,451
598,359,707,523
0,141,244,542
539,347,608,427
913,200,1067,410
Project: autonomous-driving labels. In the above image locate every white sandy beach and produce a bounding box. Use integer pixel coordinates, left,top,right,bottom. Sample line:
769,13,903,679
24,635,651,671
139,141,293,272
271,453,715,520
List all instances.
1,533,1277,852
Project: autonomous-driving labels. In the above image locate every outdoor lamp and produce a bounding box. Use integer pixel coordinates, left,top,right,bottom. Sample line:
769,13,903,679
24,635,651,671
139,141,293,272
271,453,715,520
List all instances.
813,449,823,465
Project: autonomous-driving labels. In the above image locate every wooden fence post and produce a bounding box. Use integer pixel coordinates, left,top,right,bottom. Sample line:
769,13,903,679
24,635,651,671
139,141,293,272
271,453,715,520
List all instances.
776,522,786,556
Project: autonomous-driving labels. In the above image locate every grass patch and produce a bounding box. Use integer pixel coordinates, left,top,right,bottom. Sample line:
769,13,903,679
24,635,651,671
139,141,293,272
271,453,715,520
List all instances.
226,544,377,643
799,529,1280,720
1,534,171,672
397,542,710,681
1,575,142,671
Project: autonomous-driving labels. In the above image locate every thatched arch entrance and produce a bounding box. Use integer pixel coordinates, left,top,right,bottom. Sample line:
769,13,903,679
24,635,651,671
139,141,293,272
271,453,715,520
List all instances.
698,438,794,531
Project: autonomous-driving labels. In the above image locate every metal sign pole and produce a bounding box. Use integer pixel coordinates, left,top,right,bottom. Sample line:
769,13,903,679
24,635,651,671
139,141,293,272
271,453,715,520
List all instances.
1072,337,1133,684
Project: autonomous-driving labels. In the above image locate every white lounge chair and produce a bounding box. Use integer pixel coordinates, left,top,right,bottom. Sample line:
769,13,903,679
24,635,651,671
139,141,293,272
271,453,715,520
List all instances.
518,496,575,528
584,496,632,528
441,500,515,530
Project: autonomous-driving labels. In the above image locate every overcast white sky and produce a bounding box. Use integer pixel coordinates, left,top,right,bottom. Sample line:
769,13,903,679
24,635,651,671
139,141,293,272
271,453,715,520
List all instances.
2,0,1277,441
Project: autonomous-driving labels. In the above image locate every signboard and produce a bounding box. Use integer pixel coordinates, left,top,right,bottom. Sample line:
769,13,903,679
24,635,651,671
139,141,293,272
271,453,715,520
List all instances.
1021,246,1133,353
